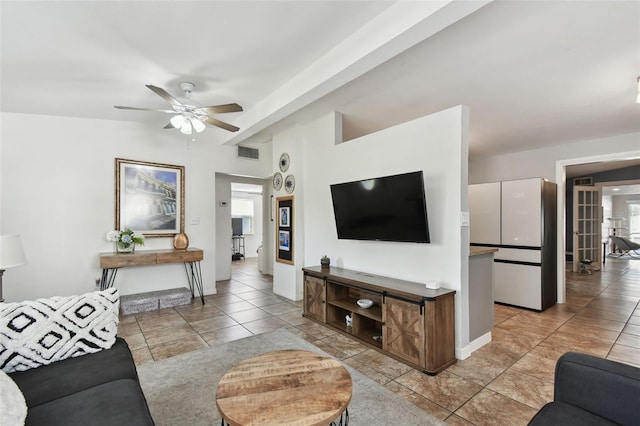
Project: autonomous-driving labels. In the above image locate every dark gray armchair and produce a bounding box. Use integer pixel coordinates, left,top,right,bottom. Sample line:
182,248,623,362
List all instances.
528,352,640,425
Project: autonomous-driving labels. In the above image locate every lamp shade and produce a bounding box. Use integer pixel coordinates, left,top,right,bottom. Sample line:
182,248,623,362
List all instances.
0,234,27,269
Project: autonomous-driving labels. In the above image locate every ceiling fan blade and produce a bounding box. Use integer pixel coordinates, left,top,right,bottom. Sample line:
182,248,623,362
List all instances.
163,123,175,129
205,117,240,132
145,85,184,108
202,103,243,114
114,106,176,113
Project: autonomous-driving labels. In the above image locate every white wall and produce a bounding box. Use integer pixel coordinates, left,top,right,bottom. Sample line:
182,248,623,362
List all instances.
215,173,233,281
1,112,270,301
298,106,472,354
469,132,640,184
271,125,305,300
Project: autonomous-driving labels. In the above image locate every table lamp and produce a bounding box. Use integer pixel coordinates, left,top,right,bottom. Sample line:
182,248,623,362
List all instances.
0,234,27,302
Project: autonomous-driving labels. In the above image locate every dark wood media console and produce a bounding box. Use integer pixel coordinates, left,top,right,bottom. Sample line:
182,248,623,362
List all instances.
302,265,456,375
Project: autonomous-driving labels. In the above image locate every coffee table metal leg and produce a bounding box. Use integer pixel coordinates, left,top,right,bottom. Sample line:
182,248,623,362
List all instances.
330,407,349,426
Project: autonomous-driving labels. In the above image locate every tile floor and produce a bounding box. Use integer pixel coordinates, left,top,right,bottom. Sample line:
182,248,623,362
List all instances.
119,256,640,425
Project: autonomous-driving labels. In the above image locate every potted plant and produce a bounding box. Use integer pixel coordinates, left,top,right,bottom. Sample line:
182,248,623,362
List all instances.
320,255,330,268
106,229,145,253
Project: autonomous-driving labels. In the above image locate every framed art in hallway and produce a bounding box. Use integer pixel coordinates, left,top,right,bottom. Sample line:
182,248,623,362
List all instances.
115,158,185,237
276,195,294,264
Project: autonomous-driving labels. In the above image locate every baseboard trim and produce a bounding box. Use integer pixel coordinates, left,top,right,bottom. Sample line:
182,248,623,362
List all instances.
456,332,492,360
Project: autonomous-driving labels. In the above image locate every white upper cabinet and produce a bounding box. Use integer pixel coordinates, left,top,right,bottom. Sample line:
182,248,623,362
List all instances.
469,182,501,245
501,179,542,247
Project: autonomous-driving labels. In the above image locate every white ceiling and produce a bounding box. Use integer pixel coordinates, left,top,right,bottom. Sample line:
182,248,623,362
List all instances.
1,1,639,159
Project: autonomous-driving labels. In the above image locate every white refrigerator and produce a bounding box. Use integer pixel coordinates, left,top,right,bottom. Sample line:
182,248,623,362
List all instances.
469,178,557,311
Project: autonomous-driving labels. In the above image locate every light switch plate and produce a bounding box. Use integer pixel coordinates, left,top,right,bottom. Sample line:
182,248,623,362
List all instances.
460,211,470,227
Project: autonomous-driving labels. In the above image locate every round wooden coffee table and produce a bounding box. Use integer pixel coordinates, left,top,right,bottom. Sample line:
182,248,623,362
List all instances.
216,349,352,426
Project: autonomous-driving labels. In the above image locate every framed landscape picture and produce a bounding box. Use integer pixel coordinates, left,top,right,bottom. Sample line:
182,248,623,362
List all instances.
115,158,185,237
276,196,294,264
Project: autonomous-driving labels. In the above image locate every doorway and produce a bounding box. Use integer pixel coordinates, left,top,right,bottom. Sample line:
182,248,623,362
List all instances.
231,182,264,271
557,152,640,303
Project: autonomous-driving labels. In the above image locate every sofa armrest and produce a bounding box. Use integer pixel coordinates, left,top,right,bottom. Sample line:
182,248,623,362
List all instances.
554,352,640,425
9,337,139,408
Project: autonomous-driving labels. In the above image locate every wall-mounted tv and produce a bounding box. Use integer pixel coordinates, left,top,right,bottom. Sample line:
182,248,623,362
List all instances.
330,171,430,243
231,217,243,236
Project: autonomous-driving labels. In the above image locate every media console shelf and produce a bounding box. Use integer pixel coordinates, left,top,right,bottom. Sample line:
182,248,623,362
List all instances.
302,266,456,375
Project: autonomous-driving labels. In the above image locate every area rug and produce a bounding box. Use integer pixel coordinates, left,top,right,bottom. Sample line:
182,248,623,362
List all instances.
137,328,445,425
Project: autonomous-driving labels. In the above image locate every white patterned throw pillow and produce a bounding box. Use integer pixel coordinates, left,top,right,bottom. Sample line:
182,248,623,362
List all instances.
0,369,27,425
0,288,119,373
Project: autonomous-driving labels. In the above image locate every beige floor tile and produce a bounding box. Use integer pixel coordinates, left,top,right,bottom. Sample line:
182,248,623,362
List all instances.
189,315,238,334
121,332,147,351
149,335,209,361
455,388,538,426
509,352,558,383
119,314,138,324
200,324,254,346
622,323,640,336
444,414,475,425
259,302,300,316
616,332,640,348
347,349,413,379
143,323,200,346
241,316,289,334
395,369,483,412
136,311,188,333
130,346,154,367
317,333,369,358
607,344,640,368
276,311,312,326
227,307,272,324
215,300,258,314
118,320,142,337
247,296,289,308
342,356,395,385
487,368,554,410
446,347,512,386
384,380,452,420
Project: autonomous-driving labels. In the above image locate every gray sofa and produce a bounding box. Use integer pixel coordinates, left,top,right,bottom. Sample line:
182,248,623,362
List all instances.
528,352,640,425
8,337,154,426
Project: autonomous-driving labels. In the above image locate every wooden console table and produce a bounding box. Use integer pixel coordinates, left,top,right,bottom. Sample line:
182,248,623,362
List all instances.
99,248,204,304
216,350,351,426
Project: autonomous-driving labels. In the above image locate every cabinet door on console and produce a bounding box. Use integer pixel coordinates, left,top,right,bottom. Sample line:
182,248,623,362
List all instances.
382,297,425,367
304,275,326,323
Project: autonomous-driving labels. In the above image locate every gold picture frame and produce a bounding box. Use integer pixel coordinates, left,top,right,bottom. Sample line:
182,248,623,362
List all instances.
276,195,294,264
115,158,185,237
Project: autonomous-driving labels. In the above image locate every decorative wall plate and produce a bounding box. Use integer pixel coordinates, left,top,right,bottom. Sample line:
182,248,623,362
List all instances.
284,174,295,194
273,172,283,190
279,153,290,172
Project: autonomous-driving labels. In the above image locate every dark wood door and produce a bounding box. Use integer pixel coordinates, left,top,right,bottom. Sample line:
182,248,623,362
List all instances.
382,297,425,367
304,275,326,323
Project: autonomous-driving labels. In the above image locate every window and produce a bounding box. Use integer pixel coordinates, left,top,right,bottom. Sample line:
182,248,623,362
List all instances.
232,197,254,234
628,200,640,241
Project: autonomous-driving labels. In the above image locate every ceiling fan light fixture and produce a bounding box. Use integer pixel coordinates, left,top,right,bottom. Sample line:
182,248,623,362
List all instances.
191,118,206,133
170,114,186,128
180,120,193,135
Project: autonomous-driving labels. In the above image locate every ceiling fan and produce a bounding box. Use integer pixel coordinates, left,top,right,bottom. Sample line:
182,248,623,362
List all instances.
114,82,243,134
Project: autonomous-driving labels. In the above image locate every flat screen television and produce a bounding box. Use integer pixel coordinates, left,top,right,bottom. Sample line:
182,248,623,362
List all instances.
330,171,430,243
231,218,243,236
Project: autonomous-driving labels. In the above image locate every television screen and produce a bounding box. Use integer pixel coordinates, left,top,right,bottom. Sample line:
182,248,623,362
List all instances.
330,171,430,243
232,218,243,236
